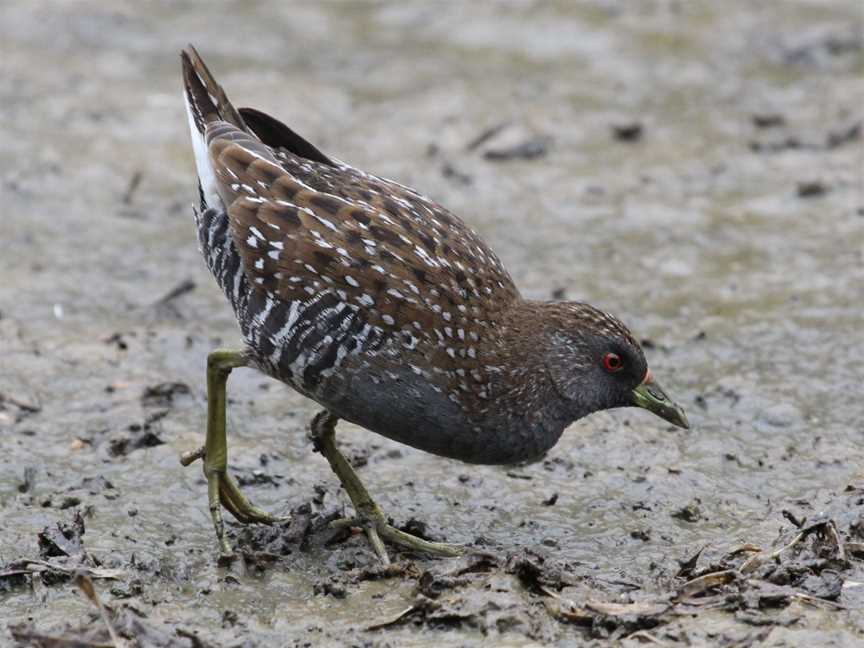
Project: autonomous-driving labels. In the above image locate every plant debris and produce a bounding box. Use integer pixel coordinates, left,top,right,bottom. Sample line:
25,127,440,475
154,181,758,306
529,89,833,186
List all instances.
797,180,829,198
611,122,643,142
140,382,191,408
2,513,123,595
483,136,551,161
357,504,864,641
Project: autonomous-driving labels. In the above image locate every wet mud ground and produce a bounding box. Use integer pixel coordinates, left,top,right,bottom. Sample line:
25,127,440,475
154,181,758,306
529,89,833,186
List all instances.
1,1,863,646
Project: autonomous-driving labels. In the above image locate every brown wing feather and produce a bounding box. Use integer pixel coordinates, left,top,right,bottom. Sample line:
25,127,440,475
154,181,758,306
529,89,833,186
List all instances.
205,117,520,395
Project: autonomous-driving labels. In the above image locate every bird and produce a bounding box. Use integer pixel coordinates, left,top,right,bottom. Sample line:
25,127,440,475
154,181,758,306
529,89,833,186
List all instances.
179,45,689,564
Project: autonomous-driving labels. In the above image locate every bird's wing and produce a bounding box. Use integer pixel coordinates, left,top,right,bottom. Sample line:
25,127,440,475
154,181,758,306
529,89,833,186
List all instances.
182,45,520,347
210,125,520,335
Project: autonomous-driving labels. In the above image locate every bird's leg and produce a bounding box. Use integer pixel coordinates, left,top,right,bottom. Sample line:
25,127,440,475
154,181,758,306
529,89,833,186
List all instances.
309,410,462,565
180,349,283,557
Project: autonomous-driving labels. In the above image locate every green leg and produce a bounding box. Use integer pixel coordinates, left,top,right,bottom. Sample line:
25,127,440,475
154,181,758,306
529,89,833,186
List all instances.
309,411,462,565
180,349,285,556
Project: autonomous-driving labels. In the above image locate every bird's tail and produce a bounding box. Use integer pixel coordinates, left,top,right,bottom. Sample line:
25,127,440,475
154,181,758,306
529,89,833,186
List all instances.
181,45,247,135
182,45,252,209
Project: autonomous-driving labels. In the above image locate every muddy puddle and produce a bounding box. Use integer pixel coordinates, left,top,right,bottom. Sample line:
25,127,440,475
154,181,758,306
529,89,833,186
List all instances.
1,1,863,646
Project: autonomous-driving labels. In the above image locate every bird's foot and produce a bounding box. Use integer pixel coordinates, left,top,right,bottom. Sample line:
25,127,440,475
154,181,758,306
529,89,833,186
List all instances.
330,513,463,565
181,446,288,557
309,410,462,564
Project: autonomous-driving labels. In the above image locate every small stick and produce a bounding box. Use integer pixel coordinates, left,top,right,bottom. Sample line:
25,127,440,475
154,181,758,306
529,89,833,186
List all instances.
155,279,196,305
825,520,847,562
74,573,124,648
626,630,667,645
122,171,143,205
792,591,847,609
740,530,806,574
781,509,804,528
466,121,509,151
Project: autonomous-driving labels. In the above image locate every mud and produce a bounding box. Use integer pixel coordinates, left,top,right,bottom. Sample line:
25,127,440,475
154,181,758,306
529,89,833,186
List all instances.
1,1,863,646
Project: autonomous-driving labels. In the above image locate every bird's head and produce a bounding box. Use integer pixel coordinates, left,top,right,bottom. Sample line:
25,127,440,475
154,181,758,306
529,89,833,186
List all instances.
543,302,689,429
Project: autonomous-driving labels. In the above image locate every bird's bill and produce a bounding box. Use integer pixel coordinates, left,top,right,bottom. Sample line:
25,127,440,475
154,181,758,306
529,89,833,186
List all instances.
630,371,689,429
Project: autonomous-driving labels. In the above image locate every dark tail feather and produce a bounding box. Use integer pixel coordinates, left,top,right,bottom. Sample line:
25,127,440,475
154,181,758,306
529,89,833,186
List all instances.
239,107,335,166
181,45,247,134
182,45,336,170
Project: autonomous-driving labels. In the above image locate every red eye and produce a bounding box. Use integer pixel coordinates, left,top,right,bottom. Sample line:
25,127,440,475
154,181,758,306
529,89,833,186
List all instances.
603,352,623,372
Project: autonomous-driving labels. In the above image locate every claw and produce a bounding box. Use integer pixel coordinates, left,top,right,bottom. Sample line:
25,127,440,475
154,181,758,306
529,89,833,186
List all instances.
218,473,286,525
182,441,284,557
365,525,391,565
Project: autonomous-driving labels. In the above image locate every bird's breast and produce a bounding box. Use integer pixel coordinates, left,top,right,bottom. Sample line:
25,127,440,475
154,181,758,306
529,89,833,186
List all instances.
315,360,569,465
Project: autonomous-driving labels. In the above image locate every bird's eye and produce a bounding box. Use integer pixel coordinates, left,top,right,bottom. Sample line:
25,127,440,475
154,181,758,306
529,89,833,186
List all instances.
603,352,623,372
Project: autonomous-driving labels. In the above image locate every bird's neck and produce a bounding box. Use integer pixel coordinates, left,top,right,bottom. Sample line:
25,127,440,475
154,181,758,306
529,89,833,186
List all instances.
477,300,581,458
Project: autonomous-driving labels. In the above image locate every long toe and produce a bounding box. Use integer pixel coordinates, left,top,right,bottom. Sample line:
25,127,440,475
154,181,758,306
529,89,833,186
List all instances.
380,525,463,558
330,517,463,562
218,474,287,525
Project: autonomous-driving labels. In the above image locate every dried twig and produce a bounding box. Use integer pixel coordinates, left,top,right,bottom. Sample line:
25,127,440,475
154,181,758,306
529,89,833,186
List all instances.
366,603,424,631
740,530,806,574
122,171,143,205
466,122,509,151
74,572,124,648
4,559,123,580
9,625,114,648
825,520,847,562
0,391,41,413
845,542,864,558
677,569,737,598
155,279,196,305
626,629,668,645
792,591,847,610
